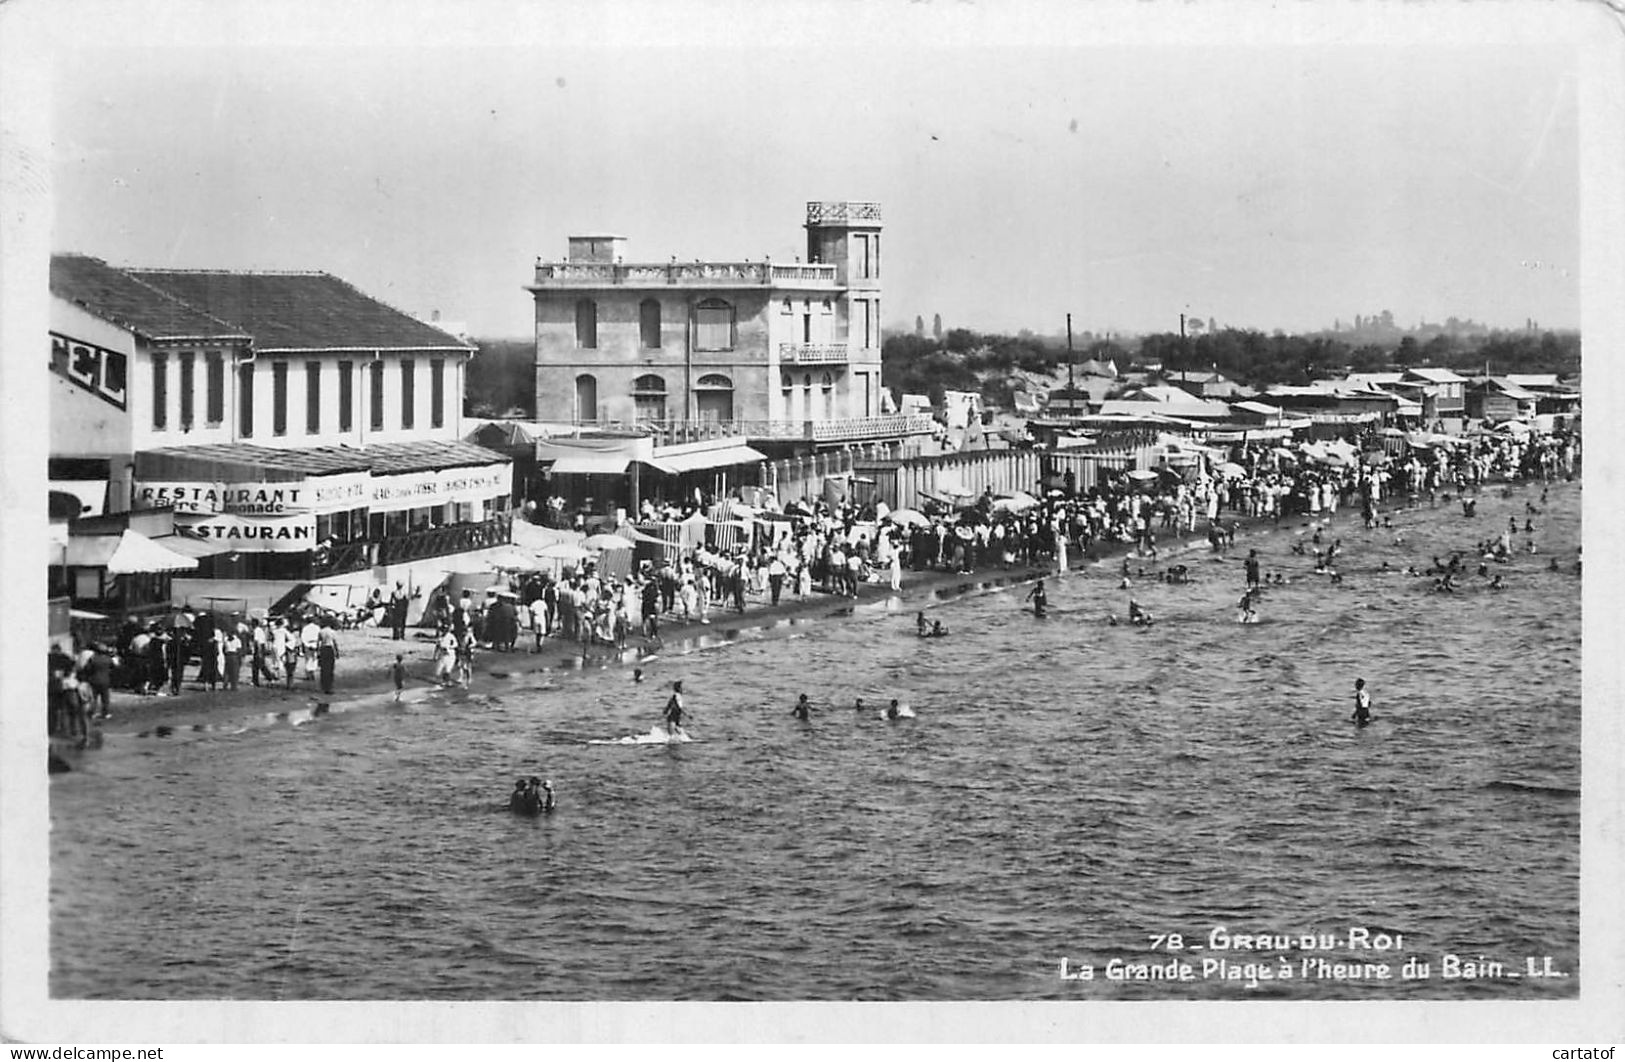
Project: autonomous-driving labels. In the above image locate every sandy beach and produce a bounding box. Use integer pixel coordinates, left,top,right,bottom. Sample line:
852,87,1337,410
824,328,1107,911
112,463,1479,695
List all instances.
52,533,1201,754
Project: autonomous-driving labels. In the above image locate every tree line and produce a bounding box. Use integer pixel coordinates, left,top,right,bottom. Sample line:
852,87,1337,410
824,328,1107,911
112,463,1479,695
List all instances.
884,326,1580,405
463,325,1580,420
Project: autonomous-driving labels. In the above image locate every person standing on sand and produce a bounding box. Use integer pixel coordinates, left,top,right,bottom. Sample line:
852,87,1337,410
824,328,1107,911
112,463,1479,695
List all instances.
435,627,457,686
529,593,547,652
249,619,275,687
391,654,407,702
282,634,299,689
300,616,320,680
317,620,340,695
222,628,243,691
768,553,787,606
390,582,409,640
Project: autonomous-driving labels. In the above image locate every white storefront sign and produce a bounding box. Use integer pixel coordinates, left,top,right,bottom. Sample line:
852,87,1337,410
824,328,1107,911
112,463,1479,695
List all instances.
136,481,310,515
174,512,318,553
370,463,512,512
135,470,370,516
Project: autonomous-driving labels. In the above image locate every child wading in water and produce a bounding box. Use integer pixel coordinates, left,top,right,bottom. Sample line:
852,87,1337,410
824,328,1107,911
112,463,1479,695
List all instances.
391,654,406,702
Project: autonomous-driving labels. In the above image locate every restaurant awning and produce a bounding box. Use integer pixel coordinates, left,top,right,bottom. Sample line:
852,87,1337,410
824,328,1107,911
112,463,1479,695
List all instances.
549,453,632,475
66,529,200,573
654,443,768,474
153,534,235,559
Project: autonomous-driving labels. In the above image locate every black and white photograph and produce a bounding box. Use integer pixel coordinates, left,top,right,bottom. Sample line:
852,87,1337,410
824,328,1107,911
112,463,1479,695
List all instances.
2,0,1622,1047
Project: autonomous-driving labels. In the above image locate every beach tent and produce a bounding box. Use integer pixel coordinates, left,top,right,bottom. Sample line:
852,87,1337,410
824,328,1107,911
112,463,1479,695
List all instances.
412,570,509,627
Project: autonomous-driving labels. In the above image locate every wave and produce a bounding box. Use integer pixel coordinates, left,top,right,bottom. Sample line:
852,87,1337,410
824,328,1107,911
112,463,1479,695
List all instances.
1483,780,1580,798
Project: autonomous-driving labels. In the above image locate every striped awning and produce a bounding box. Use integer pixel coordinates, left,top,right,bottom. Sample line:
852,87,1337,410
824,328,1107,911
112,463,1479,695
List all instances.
66,529,199,573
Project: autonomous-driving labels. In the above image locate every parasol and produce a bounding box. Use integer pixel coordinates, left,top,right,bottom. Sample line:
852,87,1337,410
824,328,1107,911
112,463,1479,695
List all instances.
583,533,635,551
991,491,1040,514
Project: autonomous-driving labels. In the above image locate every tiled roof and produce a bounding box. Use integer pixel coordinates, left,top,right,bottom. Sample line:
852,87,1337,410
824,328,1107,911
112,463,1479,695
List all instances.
129,269,473,352
1405,367,1469,384
50,254,250,342
138,440,509,480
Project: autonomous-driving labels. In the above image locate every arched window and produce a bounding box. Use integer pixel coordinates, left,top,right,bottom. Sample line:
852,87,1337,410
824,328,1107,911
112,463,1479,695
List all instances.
632,373,667,423
639,299,661,350
696,373,734,425
575,373,598,423
781,298,793,315
821,372,835,419
695,298,735,351
575,299,597,349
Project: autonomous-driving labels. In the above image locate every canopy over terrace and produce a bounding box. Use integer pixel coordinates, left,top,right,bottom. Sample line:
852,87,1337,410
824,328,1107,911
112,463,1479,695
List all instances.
132,439,513,579
537,434,767,515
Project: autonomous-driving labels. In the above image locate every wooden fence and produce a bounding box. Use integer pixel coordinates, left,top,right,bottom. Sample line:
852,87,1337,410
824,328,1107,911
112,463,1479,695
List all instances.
852,443,1158,511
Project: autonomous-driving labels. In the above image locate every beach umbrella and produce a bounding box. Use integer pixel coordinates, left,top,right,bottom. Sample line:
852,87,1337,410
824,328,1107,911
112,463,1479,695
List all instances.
1126,469,1158,481
885,508,930,527
583,533,635,551
991,491,1040,513
156,611,194,629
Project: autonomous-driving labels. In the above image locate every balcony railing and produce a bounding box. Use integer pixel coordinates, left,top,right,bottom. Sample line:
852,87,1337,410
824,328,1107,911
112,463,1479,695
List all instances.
562,415,936,447
373,516,514,568
806,201,882,224
531,261,839,288
778,342,850,365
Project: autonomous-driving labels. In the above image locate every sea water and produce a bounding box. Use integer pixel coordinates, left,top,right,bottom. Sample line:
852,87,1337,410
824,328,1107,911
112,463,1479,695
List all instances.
48,480,1580,1000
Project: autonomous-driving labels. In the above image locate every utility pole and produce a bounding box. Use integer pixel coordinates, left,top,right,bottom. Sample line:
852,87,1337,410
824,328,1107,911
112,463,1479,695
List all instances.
1066,312,1075,393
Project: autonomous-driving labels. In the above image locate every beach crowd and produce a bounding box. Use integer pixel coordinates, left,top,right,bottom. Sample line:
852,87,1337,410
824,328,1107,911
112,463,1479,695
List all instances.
47,422,1578,740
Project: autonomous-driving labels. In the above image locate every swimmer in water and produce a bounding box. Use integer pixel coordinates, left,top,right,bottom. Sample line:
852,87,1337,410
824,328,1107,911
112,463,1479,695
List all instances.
1129,599,1153,627
538,780,555,813
509,778,531,813
663,681,687,733
633,667,644,684
793,693,811,720
1026,579,1048,616
1352,678,1372,727
1238,589,1258,623
916,610,929,635
1489,574,1505,590
931,620,948,637
886,699,902,721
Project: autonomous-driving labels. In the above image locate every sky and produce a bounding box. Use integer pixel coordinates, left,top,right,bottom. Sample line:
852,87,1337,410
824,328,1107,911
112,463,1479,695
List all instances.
39,0,1587,340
